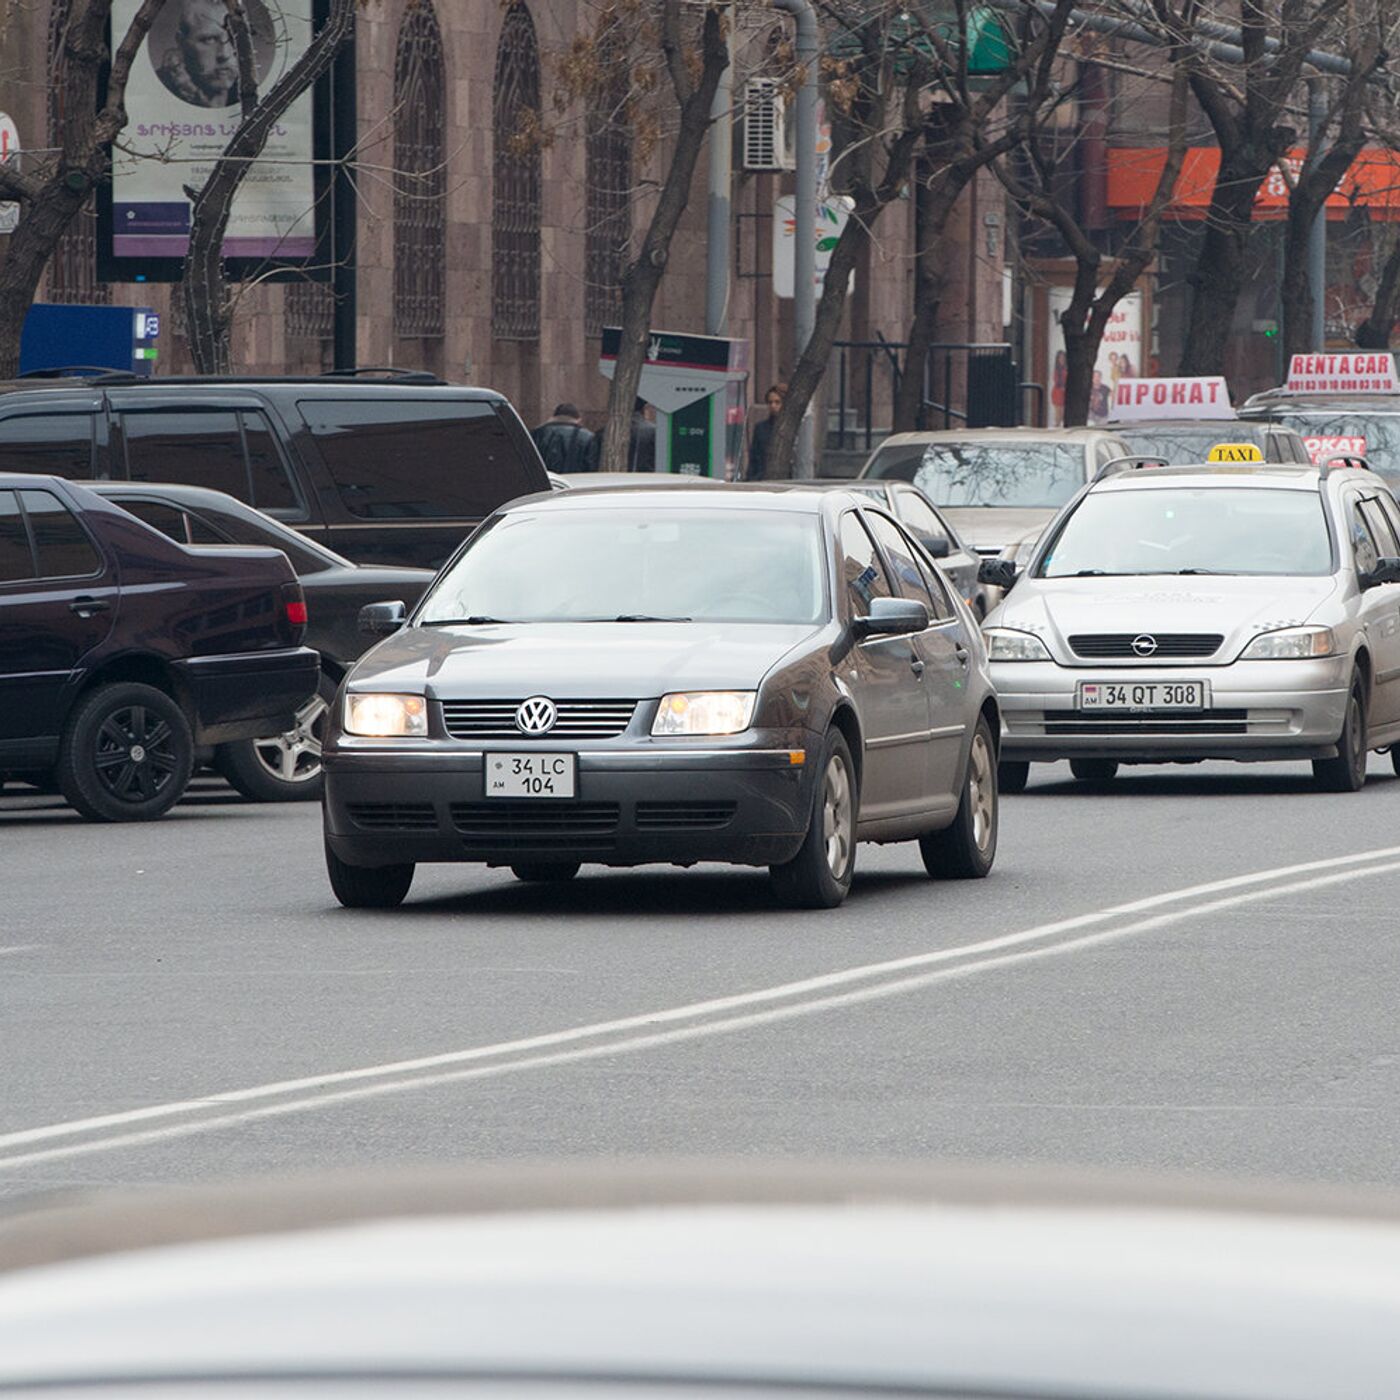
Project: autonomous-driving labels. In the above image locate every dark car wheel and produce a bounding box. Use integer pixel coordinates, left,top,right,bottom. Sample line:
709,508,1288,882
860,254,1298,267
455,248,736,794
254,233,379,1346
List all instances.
770,730,858,910
325,839,415,909
57,682,194,823
920,716,998,880
1391,746,1400,779
1314,674,1368,793
511,862,581,882
216,675,335,803
1070,758,1119,786
997,760,1030,794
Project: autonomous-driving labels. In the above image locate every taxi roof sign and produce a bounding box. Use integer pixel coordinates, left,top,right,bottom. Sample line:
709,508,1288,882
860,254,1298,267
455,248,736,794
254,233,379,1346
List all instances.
1109,376,1234,422
1206,442,1264,462
1284,353,1399,394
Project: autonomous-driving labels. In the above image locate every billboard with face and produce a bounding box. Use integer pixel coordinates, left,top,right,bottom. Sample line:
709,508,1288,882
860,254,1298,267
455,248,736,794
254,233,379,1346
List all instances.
101,0,319,278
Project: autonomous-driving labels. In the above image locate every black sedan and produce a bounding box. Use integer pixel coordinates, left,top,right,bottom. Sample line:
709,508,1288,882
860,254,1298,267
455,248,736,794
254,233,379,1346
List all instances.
90,483,433,801
323,485,1000,910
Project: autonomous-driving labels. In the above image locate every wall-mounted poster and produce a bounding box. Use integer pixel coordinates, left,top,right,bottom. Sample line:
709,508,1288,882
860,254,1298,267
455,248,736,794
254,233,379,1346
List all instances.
1046,288,1144,426
100,0,321,280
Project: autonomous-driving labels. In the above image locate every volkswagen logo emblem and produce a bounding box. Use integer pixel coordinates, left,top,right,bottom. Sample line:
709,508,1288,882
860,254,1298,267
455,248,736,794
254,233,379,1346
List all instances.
515,696,558,736
1131,634,1159,657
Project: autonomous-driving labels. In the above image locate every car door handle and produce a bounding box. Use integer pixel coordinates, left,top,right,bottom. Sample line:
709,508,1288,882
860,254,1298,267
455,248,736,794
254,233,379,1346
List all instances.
909,656,926,677
955,644,970,666
69,597,110,617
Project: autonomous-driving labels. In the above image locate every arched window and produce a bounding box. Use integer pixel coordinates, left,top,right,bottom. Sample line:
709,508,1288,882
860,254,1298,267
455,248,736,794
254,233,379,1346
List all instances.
492,2,541,341
584,25,632,339
46,0,108,305
393,0,447,339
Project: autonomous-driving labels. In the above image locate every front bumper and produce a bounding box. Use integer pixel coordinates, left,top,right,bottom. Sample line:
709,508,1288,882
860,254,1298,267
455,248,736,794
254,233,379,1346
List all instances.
323,736,818,869
993,657,1351,762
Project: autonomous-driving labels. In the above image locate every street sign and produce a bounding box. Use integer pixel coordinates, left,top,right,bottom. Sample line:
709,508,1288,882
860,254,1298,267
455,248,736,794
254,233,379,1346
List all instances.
1285,352,1400,394
0,112,20,235
1108,375,1234,421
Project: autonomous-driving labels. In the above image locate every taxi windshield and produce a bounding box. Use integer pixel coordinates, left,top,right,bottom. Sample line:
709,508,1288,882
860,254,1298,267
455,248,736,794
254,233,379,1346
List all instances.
418,508,827,624
1039,486,1333,578
865,442,1085,508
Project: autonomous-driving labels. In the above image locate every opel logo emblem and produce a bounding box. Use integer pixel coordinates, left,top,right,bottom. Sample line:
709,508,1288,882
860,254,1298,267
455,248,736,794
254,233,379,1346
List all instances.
1131,634,1158,657
515,696,558,736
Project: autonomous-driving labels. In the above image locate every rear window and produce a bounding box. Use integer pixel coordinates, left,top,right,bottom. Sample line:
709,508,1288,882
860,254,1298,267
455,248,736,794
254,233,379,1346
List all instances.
1251,410,1400,482
0,413,94,477
866,441,1086,509
299,399,535,520
1115,424,1270,464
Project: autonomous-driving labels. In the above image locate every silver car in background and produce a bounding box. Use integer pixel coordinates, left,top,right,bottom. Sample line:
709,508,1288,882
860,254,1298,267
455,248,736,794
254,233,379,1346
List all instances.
984,459,1400,792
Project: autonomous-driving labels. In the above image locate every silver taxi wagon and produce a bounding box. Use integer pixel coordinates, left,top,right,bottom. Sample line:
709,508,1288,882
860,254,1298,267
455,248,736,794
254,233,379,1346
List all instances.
982,457,1400,791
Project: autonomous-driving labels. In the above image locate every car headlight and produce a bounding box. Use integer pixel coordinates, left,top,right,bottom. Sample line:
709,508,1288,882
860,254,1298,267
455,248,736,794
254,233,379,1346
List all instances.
344,692,428,737
652,691,756,736
1239,626,1338,660
983,628,1052,662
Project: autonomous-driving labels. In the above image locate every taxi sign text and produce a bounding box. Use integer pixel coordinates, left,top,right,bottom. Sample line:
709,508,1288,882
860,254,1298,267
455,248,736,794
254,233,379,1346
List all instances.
1109,376,1234,421
1207,442,1264,462
1284,353,1399,395
1303,434,1367,463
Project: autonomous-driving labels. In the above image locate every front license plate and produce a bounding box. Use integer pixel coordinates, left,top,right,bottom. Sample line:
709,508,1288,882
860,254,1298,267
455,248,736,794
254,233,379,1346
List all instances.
1077,681,1207,711
486,753,577,798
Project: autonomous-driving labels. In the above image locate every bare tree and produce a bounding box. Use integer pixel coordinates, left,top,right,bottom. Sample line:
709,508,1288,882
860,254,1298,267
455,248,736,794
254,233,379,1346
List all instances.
181,0,355,373
997,68,1189,425
0,0,167,376
767,0,1075,476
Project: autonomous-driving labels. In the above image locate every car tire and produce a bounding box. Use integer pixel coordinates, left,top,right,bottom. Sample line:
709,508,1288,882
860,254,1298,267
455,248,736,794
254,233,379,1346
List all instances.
1314,673,1368,793
511,862,581,882
1070,759,1118,786
997,760,1030,794
57,682,194,823
1391,746,1400,779
920,716,998,880
325,839,415,909
770,730,858,910
216,674,335,803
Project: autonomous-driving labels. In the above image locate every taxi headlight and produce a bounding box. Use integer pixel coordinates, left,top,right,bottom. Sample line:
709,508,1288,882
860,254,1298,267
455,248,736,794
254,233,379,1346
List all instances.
1240,626,1338,660
983,628,1051,662
344,692,428,737
652,691,756,736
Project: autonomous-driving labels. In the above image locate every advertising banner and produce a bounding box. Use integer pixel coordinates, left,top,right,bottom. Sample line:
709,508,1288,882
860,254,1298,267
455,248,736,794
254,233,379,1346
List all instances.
105,0,317,273
1284,353,1400,394
1108,375,1234,421
1047,289,1143,425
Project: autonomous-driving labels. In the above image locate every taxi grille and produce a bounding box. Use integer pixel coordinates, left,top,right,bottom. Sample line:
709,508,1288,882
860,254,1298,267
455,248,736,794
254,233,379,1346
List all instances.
449,801,620,852
440,699,639,740
1044,709,1249,736
1069,633,1223,659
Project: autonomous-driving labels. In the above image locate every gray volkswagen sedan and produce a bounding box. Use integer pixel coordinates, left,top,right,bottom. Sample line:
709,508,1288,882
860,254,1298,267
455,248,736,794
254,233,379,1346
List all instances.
322,486,999,909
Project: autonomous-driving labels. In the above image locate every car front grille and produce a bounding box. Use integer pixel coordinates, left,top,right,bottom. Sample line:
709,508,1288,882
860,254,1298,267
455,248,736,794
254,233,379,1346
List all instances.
449,801,621,852
1068,633,1224,659
634,800,738,831
1044,709,1250,736
346,802,438,832
440,699,639,740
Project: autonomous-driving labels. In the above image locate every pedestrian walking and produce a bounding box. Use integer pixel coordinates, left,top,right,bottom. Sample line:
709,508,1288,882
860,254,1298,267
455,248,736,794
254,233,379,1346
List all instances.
531,404,599,473
745,383,787,481
627,399,656,472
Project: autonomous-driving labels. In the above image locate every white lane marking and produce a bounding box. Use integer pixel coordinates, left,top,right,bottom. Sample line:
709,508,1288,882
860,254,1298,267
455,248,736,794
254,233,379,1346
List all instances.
0,946,39,957
2,846,1400,1171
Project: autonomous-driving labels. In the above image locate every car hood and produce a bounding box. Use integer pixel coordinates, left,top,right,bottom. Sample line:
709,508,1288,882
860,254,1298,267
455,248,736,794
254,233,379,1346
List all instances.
941,508,1056,553
350,621,821,697
991,574,1342,657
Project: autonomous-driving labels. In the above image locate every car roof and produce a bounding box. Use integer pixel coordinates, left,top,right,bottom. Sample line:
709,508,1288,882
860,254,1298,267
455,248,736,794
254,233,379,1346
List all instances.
86,480,271,512
1242,392,1400,412
0,372,506,401
502,483,846,515
1089,462,1386,493
1113,418,1275,433
875,427,1118,448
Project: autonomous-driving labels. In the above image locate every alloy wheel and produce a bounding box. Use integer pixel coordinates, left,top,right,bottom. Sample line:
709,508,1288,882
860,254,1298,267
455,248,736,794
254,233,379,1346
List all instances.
822,750,854,879
252,694,328,785
93,705,181,805
968,731,995,853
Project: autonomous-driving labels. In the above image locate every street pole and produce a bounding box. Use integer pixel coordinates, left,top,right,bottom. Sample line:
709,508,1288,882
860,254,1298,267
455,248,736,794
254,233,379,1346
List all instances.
331,19,357,372
705,14,733,336
774,0,818,478
1308,77,1327,351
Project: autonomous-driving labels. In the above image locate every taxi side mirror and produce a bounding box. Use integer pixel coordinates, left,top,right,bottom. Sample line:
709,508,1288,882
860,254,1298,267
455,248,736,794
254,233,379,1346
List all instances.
854,596,929,637
359,600,408,636
1361,556,1400,589
919,533,951,559
978,558,1018,590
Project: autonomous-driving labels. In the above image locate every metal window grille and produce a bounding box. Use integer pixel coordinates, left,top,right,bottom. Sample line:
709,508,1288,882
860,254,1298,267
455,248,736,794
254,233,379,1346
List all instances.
492,2,542,341
46,0,109,306
285,282,334,343
393,0,447,339
584,48,632,340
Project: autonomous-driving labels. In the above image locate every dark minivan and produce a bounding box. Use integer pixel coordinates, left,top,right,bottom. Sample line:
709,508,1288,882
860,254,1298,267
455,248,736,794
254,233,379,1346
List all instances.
0,371,549,569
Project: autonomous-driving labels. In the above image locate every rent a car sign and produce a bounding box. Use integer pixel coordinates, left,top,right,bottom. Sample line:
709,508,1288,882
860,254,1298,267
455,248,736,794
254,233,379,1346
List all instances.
1109,376,1233,420
1285,353,1400,394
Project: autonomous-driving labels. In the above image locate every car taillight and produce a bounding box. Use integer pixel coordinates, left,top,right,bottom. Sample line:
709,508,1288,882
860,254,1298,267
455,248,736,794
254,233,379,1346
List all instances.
281,582,308,640
286,599,308,625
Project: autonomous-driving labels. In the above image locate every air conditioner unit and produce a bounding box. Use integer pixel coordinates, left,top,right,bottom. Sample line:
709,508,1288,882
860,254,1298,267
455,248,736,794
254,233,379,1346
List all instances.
742,78,792,171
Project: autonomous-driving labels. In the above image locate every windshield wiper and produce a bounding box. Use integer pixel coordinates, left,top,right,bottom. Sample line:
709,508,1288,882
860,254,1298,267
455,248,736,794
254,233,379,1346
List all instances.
607,614,693,623
421,615,516,626
1171,568,1229,575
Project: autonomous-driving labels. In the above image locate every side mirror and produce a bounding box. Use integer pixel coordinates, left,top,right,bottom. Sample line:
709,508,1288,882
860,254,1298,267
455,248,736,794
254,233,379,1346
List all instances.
1361,556,1400,589
978,558,1019,590
919,532,951,559
359,600,408,636
854,596,929,637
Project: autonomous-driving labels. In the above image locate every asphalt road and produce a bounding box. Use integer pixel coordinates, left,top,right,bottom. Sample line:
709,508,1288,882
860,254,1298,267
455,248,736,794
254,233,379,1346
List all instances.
4,757,1400,1205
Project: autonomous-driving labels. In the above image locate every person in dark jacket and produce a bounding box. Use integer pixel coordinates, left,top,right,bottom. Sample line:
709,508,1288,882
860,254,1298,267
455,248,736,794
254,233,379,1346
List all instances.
627,399,657,472
745,383,787,481
532,405,599,473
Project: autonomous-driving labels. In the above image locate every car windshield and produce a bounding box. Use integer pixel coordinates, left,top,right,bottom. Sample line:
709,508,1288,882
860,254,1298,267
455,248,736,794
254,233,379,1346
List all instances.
866,442,1086,508
1116,425,1267,464
1039,486,1333,578
418,508,826,624
1257,410,1400,484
